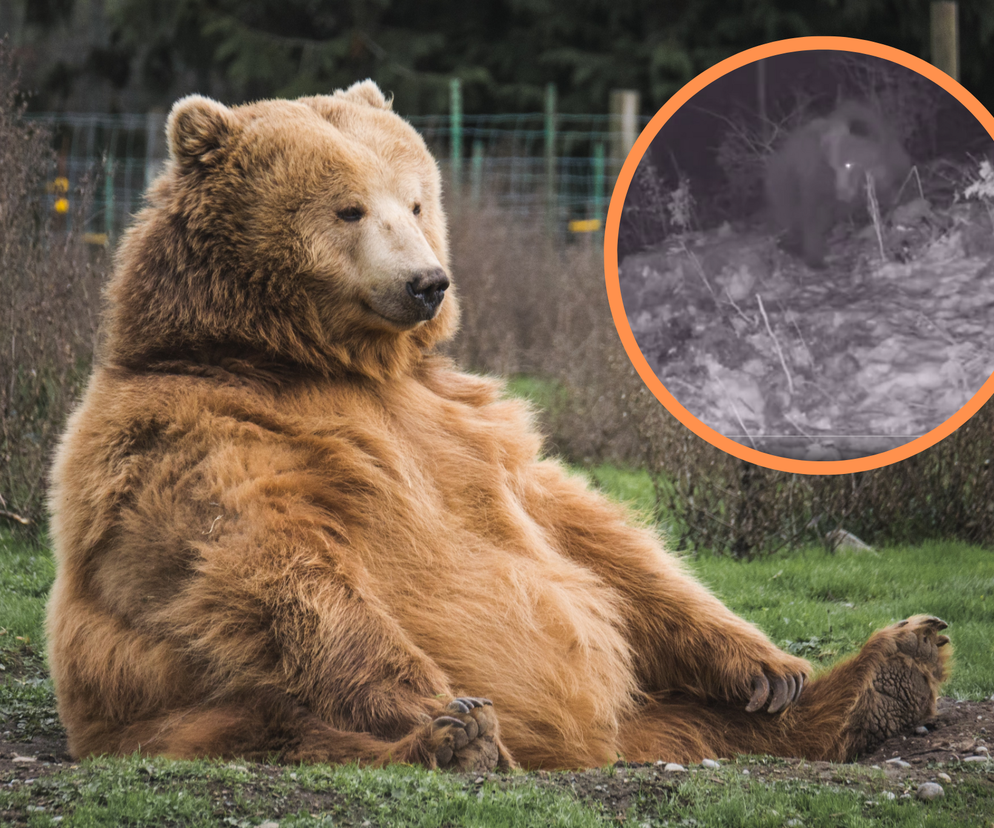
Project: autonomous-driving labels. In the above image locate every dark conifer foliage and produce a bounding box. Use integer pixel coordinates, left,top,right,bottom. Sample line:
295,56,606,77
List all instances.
3,0,993,114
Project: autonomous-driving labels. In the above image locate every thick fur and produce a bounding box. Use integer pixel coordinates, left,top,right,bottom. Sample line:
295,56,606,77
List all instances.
766,100,911,267
48,81,948,770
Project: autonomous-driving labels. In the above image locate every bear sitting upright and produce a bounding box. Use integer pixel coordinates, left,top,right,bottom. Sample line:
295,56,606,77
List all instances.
48,80,948,771
766,100,911,268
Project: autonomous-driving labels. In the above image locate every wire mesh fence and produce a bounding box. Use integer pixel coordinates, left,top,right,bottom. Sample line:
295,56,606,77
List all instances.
28,106,648,244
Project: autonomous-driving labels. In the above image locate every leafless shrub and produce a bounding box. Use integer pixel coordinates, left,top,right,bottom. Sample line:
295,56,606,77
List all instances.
830,51,944,159
713,88,820,219
0,42,106,535
447,197,641,462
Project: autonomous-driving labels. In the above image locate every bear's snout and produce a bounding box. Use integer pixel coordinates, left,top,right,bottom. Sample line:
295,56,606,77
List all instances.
405,268,450,319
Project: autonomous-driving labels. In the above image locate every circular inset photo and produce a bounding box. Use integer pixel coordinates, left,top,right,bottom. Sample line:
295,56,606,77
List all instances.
605,37,994,474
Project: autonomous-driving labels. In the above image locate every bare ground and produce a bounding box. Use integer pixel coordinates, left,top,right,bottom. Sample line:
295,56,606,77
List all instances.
2,697,991,823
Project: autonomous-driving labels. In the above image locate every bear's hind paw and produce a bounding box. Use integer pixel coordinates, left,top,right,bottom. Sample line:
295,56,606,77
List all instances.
848,615,951,754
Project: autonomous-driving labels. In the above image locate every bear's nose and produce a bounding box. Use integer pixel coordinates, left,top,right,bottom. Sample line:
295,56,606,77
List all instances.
406,268,450,315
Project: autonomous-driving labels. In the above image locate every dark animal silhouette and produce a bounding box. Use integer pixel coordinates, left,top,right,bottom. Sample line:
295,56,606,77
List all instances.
766,101,911,267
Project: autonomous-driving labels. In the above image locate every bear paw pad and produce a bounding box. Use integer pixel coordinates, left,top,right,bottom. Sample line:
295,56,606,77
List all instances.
850,615,950,754
429,697,505,773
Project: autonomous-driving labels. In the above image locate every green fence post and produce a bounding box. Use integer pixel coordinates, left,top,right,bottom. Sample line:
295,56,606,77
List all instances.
449,78,462,195
470,139,484,205
593,141,605,237
544,82,557,231
104,152,115,241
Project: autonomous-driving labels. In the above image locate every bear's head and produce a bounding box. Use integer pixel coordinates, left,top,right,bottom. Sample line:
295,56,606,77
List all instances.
106,80,457,379
820,102,910,206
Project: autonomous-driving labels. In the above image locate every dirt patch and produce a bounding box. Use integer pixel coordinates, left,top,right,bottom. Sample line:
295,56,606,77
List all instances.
2,697,991,809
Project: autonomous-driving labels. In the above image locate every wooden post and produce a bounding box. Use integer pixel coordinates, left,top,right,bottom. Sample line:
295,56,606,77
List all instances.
931,1,959,80
609,89,640,180
145,112,167,190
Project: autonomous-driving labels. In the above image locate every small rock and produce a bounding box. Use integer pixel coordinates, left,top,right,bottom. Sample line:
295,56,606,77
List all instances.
258,823,280,828
701,758,720,769
12,756,36,764
964,755,989,763
915,725,929,735
937,772,952,783
785,820,802,827
975,745,989,755
916,782,944,801
882,791,896,801
663,763,686,772
742,769,750,775
885,758,911,768
474,776,485,785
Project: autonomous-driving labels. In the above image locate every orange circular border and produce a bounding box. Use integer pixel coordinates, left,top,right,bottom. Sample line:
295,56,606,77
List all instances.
605,36,994,475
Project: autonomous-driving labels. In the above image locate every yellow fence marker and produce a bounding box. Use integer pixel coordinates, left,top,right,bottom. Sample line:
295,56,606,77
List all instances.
568,218,601,233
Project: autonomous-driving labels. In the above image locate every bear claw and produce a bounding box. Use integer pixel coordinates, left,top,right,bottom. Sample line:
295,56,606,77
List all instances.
746,671,806,713
429,697,502,772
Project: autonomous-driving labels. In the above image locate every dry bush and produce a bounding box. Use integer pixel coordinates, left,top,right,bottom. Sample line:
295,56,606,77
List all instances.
446,198,643,463
829,51,945,160
627,373,994,557
0,43,106,535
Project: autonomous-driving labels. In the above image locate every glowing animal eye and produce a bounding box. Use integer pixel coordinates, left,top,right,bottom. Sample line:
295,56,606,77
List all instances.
413,203,421,216
337,206,365,223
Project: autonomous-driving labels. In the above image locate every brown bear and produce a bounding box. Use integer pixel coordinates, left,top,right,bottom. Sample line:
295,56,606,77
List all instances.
766,100,911,267
47,80,948,771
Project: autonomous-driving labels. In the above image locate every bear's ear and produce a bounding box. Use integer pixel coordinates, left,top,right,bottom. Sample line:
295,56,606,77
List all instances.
336,79,393,111
167,95,236,169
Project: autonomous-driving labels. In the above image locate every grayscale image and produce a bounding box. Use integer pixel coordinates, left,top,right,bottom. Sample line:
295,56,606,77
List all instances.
619,50,994,462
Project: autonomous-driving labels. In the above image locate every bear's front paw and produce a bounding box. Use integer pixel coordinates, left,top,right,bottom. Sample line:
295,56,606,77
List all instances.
745,668,808,713
427,697,513,772
746,650,811,713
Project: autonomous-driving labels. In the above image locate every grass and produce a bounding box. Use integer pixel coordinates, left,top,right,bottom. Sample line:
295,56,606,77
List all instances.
650,767,994,827
2,751,992,826
694,541,994,700
2,461,993,824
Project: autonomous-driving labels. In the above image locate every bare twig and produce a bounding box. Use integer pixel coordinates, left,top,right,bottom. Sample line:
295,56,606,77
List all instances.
756,293,794,396
0,508,30,526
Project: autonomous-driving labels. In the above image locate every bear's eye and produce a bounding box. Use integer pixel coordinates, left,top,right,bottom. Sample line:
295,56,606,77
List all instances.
337,206,366,223
412,202,421,216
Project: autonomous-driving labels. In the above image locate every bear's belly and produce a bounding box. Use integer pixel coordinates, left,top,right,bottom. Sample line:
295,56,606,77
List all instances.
354,511,638,761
